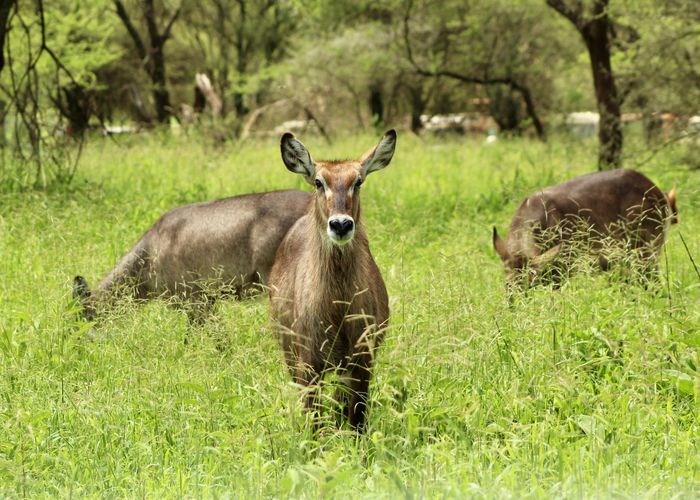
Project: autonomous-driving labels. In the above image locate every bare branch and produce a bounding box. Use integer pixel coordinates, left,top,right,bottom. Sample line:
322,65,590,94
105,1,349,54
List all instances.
36,0,76,82
114,0,146,60
545,0,583,29
161,2,182,42
144,0,158,47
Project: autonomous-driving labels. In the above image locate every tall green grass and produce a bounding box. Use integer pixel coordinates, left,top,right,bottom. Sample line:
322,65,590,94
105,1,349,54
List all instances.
0,131,698,497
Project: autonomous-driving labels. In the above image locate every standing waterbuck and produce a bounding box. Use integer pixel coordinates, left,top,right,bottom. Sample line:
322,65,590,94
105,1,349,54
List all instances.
492,169,678,290
74,189,310,322
268,130,396,431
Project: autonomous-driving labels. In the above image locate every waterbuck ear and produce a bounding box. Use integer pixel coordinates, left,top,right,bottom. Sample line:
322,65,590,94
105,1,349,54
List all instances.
492,227,510,262
73,275,91,301
280,132,315,181
361,129,397,176
530,243,561,268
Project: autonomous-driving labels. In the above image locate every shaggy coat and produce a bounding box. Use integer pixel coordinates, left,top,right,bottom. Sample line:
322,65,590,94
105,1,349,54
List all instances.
268,130,395,430
74,189,310,320
493,169,678,288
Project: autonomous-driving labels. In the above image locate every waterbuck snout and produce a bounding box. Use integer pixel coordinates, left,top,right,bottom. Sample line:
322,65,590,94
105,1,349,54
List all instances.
270,130,396,431
492,169,678,292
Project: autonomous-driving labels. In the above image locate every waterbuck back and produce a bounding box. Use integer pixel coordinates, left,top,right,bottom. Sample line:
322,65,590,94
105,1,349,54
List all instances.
492,169,677,290
268,130,396,431
74,189,310,322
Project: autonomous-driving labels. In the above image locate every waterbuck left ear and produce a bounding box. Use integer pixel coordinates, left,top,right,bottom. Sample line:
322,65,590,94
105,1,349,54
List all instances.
361,129,397,176
492,227,510,262
281,132,315,181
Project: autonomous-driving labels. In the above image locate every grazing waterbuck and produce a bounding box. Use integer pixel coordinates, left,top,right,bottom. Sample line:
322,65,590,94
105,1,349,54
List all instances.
268,130,396,431
74,189,310,322
492,169,678,291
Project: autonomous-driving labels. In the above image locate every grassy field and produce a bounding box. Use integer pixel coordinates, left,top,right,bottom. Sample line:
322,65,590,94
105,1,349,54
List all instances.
1,131,699,497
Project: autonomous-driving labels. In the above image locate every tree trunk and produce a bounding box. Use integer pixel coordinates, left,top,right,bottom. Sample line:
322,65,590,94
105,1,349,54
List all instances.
60,84,91,137
150,44,171,123
488,86,521,133
546,0,622,169
0,0,14,74
369,84,384,127
213,0,230,116
114,0,180,124
144,0,171,123
233,0,248,117
409,86,424,133
582,19,622,169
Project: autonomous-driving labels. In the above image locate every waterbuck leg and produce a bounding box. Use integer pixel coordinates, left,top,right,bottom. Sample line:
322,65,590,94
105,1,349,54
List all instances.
347,366,371,431
182,293,216,344
294,362,323,431
341,353,372,432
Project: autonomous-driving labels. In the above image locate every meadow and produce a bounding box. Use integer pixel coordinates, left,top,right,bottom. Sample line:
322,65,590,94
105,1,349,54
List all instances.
0,131,699,497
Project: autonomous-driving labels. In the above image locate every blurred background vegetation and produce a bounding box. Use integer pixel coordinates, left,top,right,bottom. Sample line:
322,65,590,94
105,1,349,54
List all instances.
0,0,698,189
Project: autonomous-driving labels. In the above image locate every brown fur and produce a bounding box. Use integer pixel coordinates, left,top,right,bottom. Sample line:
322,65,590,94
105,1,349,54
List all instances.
74,189,310,322
268,131,395,431
492,169,677,290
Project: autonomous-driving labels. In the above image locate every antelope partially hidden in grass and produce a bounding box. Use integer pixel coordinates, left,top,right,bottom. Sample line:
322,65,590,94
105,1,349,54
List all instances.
73,190,310,324
268,130,396,431
492,169,678,291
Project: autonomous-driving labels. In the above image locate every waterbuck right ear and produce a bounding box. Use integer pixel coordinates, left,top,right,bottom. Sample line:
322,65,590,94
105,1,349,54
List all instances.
492,227,510,262
530,244,561,268
280,132,315,181
361,129,397,176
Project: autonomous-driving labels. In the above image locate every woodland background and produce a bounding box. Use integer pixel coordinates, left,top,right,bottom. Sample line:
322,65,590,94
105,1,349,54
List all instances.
0,0,698,189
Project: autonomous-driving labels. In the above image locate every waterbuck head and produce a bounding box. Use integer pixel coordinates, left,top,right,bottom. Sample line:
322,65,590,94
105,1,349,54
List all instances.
281,130,397,246
492,227,562,290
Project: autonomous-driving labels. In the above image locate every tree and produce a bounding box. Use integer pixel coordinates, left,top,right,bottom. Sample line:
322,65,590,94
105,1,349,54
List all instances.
402,0,561,140
183,0,296,122
547,0,622,169
0,0,117,188
0,0,14,74
614,1,700,124
289,1,400,130
113,0,182,123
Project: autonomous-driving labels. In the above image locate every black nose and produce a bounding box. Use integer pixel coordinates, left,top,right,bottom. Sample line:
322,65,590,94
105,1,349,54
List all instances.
329,218,354,237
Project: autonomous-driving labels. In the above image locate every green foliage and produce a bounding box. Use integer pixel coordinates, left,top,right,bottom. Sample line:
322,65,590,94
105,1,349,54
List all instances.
0,133,698,496
42,0,121,89
613,0,700,113
0,0,120,189
1,0,118,97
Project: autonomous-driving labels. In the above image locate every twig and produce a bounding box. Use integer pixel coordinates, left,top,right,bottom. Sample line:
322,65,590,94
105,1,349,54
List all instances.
678,232,700,283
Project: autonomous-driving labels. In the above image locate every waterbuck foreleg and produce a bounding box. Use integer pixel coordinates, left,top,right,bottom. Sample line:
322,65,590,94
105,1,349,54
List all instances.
294,360,323,431
343,356,372,431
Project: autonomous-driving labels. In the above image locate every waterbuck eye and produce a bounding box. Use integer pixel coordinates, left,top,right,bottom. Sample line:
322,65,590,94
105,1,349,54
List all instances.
314,179,323,190
355,177,363,188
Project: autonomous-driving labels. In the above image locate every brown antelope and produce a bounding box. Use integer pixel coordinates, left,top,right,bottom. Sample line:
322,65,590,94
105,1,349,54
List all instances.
493,169,678,291
268,130,396,431
74,189,310,323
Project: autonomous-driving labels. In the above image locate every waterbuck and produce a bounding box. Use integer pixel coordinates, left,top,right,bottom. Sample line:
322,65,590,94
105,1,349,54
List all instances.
74,189,310,322
268,130,396,431
492,169,678,290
